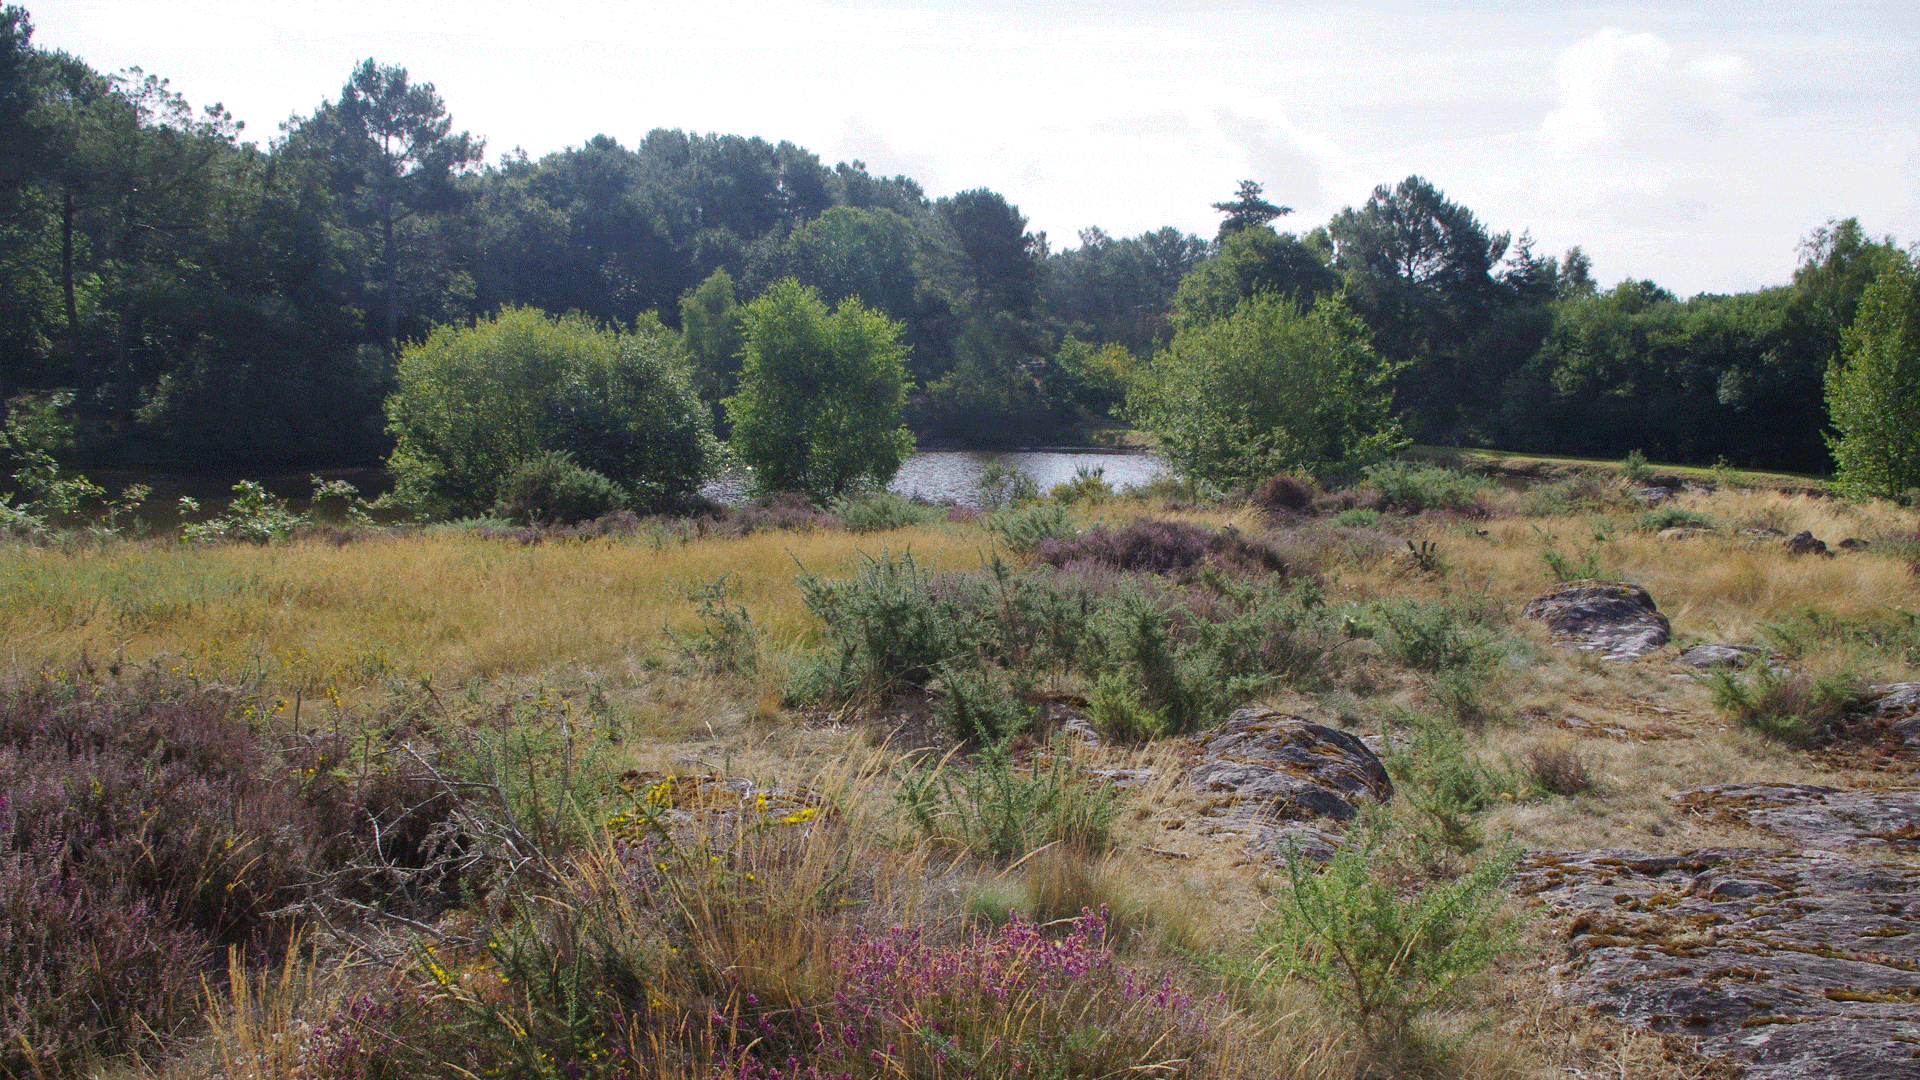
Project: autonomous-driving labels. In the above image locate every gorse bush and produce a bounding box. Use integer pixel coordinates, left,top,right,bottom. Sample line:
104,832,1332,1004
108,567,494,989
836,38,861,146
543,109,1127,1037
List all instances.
830,488,947,533
1049,464,1115,505
797,549,985,697
1704,664,1872,745
1383,718,1526,852
1364,461,1491,514
986,500,1077,553
493,450,628,525
1242,815,1521,1057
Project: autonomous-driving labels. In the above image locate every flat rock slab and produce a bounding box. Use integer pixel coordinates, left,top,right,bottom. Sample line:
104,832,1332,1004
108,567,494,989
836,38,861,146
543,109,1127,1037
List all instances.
1191,708,1392,824
1515,847,1920,1079
1671,784,1920,852
1522,580,1672,661
1677,644,1768,668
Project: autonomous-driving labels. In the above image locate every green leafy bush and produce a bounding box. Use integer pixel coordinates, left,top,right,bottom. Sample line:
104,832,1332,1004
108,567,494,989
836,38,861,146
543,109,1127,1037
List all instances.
1363,462,1491,514
386,306,715,515
493,450,628,525
974,461,1040,509
1372,595,1502,674
666,574,763,676
1049,464,1114,505
1331,506,1380,528
1382,718,1525,852
180,480,307,542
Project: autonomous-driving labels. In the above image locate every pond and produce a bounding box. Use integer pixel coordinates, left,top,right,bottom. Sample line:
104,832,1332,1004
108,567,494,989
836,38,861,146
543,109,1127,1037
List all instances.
701,449,1167,508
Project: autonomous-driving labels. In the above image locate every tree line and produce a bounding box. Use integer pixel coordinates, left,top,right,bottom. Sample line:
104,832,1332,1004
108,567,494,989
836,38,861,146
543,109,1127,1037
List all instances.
1,5,1911,498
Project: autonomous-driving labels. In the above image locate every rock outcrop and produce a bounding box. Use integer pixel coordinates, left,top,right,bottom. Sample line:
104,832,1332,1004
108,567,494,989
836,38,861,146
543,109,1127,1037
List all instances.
1190,708,1393,861
1676,643,1767,668
1784,530,1833,557
1670,783,1920,852
1866,683,1920,749
1516,847,1920,1080
1522,580,1672,660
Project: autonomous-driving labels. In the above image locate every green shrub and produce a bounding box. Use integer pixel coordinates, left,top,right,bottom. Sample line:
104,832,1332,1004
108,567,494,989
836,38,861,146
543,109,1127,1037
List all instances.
1382,718,1525,852
1618,449,1652,482
1242,816,1520,1056
1637,506,1716,532
1049,464,1114,505
936,663,1038,744
1331,506,1380,528
1760,606,1920,665
974,461,1040,509
493,450,628,525
796,549,986,697
1372,595,1502,674
1539,547,1602,582
986,501,1077,554
180,480,307,542
830,489,946,533
665,574,762,676
386,306,715,515
1084,669,1169,744
1363,462,1491,514
893,739,1119,860
1705,665,1872,745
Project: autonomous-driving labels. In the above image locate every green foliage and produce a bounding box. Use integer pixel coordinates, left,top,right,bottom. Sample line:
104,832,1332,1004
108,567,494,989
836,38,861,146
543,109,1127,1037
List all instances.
1540,547,1602,582
1048,464,1113,505
1130,294,1403,487
893,739,1119,860
1330,506,1380,528
1637,505,1717,531
180,481,307,543
1827,254,1920,498
1363,461,1490,514
1085,669,1169,743
725,279,915,501
936,663,1039,744
974,461,1040,510
1760,606,1920,665
1618,449,1652,482
1243,814,1520,1055
986,501,1077,553
492,450,628,525
386,306,715,516
679,267,745,406
1372,595,1502,674
666,574,763,676
1382,718,1525,852
1704,664,1872,746
796,548,985,697
830,489,946,533
1172,225,1339,327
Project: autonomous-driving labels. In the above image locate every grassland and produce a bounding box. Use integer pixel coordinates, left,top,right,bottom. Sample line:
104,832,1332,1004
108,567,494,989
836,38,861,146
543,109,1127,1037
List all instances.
2,469,1915,1080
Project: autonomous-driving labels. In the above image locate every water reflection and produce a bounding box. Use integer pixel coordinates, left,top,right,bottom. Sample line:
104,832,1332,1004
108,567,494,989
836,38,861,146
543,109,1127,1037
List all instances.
702,450,1166,508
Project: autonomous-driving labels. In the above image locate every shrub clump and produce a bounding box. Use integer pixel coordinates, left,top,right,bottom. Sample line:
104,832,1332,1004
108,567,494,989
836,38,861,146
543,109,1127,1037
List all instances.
493,450,629,525
1706,665,1872,745
1032,517,1290,577
1364,461,1492,514
1254,473,1317,513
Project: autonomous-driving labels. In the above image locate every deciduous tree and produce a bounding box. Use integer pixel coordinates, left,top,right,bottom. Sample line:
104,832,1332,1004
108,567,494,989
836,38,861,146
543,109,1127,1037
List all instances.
1827,255,1920,498
725,278,914,499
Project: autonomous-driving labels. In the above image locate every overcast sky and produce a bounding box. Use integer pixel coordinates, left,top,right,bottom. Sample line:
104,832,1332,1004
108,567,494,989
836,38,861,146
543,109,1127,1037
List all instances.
28,0,1920,297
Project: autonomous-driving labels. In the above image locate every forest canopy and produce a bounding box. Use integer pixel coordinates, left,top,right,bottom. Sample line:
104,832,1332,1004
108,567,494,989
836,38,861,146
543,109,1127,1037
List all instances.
0,3,1909,493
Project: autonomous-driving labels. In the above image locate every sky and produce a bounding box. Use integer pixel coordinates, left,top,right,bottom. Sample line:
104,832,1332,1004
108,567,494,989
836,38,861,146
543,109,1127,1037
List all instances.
27,0,1920,297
